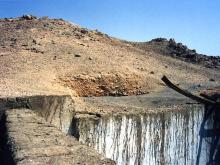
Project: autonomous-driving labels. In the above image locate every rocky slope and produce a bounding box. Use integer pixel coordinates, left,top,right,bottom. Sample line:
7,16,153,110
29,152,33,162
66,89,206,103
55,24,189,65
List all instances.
131,38,220,69
0,15,219,99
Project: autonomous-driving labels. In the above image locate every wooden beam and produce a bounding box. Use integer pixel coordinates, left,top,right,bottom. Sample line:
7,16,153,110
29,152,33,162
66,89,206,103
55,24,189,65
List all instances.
161,76,216,105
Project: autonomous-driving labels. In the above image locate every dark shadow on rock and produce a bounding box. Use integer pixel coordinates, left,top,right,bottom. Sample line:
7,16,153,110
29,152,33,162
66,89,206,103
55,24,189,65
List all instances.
196,95,220,165
0,113,15,165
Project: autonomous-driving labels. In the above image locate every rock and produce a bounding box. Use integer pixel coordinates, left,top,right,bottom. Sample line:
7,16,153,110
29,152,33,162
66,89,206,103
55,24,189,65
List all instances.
10,38,17,42
150,71,155,74
165,38,220,68
41,16,49,20
74,54,81,57
168,38,176,47
33,39,37,44
95,113,102,118
21,43,28,47
136,90,146,95
43,23,49,28
81,29,88,34
61,31,72,36
79,43,86,46
31,47,44,54
10,38,17,46
209,78,215,82
94,29,104,36
151,38,167,42
191,49,197,53
21,15,37,20
137,67,144,71
5,18,14,22
88,57,93,60
187,53,196,59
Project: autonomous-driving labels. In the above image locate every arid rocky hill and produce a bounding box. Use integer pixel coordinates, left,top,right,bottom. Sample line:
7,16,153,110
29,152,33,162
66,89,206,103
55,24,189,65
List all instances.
0,15,219,98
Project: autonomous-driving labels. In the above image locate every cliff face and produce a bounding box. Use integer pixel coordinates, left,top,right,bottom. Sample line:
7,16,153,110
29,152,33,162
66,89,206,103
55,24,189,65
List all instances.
0,15,219,99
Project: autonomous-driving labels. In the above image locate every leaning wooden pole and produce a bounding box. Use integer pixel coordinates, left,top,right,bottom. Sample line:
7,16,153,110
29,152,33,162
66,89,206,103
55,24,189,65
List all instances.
161,76,216,105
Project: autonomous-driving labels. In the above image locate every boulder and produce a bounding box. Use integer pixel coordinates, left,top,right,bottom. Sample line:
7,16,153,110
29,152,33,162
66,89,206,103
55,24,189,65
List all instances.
21,15,37,20
168,38,176,48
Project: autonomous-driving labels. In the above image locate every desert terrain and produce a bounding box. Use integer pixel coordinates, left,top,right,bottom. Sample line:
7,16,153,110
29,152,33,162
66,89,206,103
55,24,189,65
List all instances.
0,15,219,115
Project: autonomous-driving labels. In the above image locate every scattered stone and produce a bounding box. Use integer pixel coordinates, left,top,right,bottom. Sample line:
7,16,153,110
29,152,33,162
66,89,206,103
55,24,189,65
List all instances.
31,47,44,54
53,56,57,60
79,43,86,46
33,39,37,44
137,67,144,71
10,38,17,42
150,71,155,74
61,31,72,36
74,54,81,57
43,23,49,28
209,78,215,82
9,38,17,47
136,90,148,95
21,44,28,47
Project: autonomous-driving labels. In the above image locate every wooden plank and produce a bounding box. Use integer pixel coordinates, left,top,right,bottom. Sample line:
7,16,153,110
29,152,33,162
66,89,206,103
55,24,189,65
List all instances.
161,76,217,105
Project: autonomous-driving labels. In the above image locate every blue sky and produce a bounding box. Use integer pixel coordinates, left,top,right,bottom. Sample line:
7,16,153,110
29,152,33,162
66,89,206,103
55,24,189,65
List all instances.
0,0,219,56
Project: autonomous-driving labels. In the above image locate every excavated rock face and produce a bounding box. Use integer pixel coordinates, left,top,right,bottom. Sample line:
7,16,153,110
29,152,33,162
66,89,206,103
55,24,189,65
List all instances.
0,96,115,165
2,109,115,165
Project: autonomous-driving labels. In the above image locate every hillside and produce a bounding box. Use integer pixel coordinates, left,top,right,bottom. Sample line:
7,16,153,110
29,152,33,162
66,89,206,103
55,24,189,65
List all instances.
0,15,219,99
